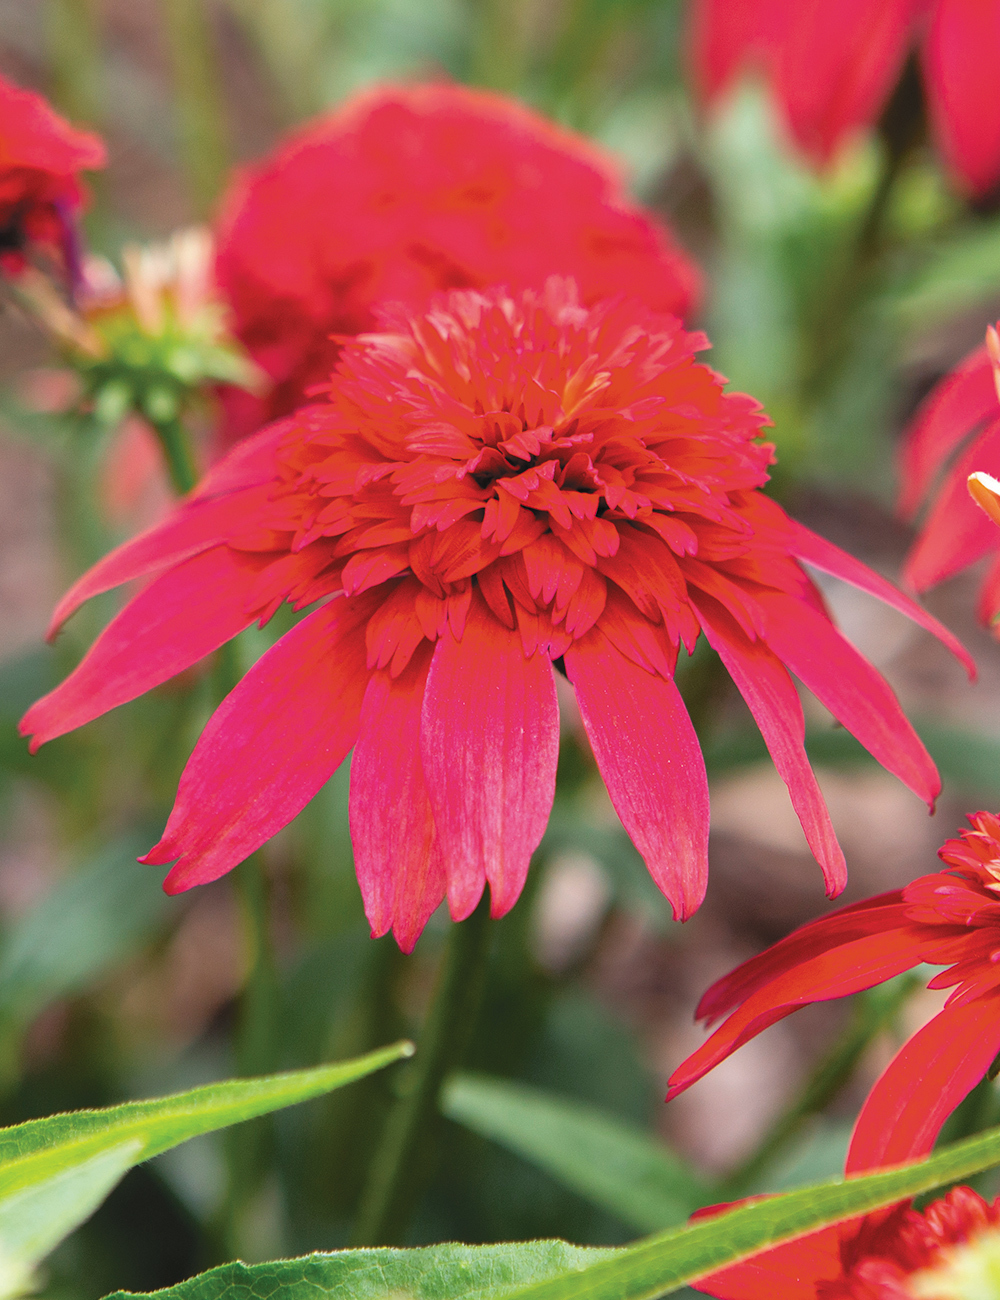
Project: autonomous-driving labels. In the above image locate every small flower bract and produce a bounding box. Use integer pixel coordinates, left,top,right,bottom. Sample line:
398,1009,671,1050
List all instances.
21,281,971,950
213,81,701,442
668,810,1000,1175
0,71,105,280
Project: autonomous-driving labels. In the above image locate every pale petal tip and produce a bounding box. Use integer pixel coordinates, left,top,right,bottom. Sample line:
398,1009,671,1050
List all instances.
969,471,1000,530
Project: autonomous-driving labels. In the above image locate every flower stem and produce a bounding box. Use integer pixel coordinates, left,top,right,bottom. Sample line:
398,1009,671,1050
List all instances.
351,894,493,1246
720,973,920,1197
149,414,198,495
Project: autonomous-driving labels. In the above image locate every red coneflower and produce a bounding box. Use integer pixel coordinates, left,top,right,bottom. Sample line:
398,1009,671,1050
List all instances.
668,810,1000,1174
213,82,701,443
0,71,104,280
21,282,970,950
689,0,1000,197
696,1186,1000,1300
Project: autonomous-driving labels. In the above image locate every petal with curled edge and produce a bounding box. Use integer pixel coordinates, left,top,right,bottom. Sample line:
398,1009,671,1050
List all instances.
142,593,374,892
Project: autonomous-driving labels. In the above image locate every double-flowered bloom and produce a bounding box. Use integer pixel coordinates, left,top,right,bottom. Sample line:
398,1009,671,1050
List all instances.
0,71,104,280
213,82,701,442
697,1186,1000,1300
21,280,971,949
689,0,1000,196
669,811,1000,1175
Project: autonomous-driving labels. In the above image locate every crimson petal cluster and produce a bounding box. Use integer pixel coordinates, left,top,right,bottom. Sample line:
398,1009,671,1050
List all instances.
21,281,970,950
668,810,1000,1175
213,82,700,444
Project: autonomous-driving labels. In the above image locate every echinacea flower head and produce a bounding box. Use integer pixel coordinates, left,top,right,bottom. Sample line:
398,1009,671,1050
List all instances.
213,82,701,443
689,0,1000,197
696,1186,1000,1300
898,322,1000,630
0,71,105,280
21,282,971,951
668,809,1000,1177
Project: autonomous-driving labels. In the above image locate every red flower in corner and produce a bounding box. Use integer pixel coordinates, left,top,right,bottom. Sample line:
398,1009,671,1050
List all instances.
668,810,1000,1176
696,1186,1000,1300
0,72,105,279
214,82,701,442
899,322,1000,628
689,0,1000,197
21,283,969,950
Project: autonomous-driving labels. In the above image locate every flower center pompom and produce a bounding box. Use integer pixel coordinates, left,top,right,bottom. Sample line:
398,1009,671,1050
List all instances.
231,278,777,681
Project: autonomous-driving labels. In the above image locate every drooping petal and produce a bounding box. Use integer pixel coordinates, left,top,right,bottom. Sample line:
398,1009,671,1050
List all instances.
566,623,709,921
775,0,921,165
787,519,975,678
757,590,940,808
897,344,995,519
21,546,269,751
350,642,446,953
923,0,1000,196
903,418,1000,593
846,994,1000,1172
667,927,925,1100
694,593,846,895
143,594,374,892
47,484,276,638
420,592,559,922
694,895,907,1024
976,553,1000,625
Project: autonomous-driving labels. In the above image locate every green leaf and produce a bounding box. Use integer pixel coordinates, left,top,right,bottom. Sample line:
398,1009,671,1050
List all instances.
0,1042,412,1289
504,1119,1000,1300
443,1073,707,1232
104,1240,617,1300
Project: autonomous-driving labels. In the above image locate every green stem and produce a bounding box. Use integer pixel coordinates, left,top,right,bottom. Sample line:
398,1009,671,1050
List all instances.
351,895,493,1246
721,974,920,1198
150,414,198,495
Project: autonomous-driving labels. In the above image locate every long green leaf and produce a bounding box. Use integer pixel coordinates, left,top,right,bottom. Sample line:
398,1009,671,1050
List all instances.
0,1042,411,1285
505,1119,1000,1300
102,1120,1000,1300
443,1073,706,1232
104,1240,617,1300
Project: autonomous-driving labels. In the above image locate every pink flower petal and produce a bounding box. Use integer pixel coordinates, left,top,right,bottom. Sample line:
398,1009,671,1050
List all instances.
897,344,995,519
687,0,793,103
903,417,1000,593
694,593,847,896
776,0,920,165
667,927,923,1100
350,643,447,953
420,593,559,922
788,519,975,678
846,994,1000,1172
565,623,709,921
21,546,269,751
924,0,1000,196
47,485,275,639
143,594,373,892
757,590,940,808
